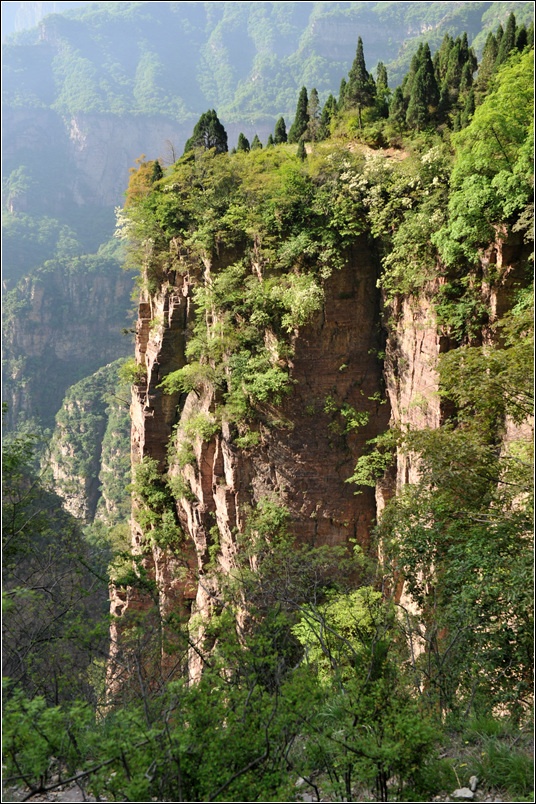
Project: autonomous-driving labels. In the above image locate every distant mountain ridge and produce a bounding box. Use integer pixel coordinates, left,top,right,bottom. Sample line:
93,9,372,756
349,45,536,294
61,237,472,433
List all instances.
3,1,534,126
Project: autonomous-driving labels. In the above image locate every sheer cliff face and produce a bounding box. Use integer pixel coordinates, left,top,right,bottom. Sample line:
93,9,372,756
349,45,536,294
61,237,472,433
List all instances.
2,265,133,431
106,207,530,691
107,237,391,686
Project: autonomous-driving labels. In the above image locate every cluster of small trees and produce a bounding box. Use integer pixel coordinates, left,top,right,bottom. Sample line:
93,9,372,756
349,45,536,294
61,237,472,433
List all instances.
187,12,533,159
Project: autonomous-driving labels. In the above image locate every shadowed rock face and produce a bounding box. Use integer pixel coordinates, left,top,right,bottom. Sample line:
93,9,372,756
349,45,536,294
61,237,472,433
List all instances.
107,236,391,689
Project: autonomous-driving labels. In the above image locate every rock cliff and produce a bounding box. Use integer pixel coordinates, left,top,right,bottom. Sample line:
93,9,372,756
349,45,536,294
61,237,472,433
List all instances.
107,218,531,690
2,263,133,430
107,234,393,688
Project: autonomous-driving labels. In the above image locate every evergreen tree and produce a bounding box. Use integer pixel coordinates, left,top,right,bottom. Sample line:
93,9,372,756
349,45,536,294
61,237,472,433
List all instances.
183,109,228,154
251,134,262,150
151,160,164,183
459,59,474,93
459,88,475,129
444,36,476,111
296,139,307,160
318,94,337,140
305,87,321,142
267,133,275,147
375,61,390,118
437,82,451,123
402,44,423,101
274,116,287,144
515,24,528,52
288,87,309,143
237,133,250,152
496,12,517,65
338,77,347,109
433,34,454,85
475,31,498,99
388,86,407,127
345,36,376,127
406,66,431,130
420,42,440,108
406,43,439,129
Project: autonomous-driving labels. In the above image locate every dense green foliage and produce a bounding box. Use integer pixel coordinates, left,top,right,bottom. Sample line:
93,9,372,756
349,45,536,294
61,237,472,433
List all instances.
2,423,109,705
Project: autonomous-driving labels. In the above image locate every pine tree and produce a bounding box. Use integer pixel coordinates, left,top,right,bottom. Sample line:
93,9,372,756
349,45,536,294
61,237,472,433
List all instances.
496,12,517,65
420,43,440,109
267,134,275,147
459,88,475,129
475,31,498,99
388,86,406,126
345,36,376,127
375,61,390,118
251,134,262,150
338,77,347,109
406,43,439,130
305,87,321,141
237,133,250,152
288,87,309,143
274,116,287,144
515,24,528,52
434,34,454,85
296,139,307,160
318,94,337,140
183,110,228,154
402,44,423,101
459,60,474,94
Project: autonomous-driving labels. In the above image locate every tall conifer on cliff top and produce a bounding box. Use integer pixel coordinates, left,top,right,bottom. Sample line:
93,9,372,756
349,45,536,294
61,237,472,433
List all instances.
288,87,309,143
184,110,228,154
274,116,287,144
344,36,376,127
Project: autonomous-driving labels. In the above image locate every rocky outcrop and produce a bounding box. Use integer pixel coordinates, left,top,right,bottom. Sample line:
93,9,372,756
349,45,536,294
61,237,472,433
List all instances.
107,237,391,688
49,360,131,523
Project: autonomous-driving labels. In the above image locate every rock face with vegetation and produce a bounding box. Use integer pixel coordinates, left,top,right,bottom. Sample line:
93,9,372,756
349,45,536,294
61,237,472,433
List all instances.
2,0,534,435
2,6,534,804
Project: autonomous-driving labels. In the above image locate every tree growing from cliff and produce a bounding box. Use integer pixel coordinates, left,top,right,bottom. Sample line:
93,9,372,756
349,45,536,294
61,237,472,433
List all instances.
183,109,228,154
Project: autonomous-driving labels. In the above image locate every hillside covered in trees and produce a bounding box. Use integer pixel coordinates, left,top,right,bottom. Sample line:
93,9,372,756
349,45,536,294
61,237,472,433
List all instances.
2,4,534,803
